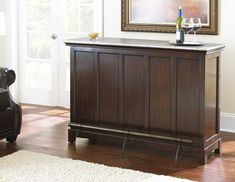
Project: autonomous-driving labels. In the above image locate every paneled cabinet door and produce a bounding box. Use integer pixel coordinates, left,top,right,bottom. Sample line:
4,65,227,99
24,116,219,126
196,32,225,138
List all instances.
123,55,146,131
149,56,176,134
74,51,97,123
177,58,201,137
99,53,120,127
73,51,121,128
122,54,176,134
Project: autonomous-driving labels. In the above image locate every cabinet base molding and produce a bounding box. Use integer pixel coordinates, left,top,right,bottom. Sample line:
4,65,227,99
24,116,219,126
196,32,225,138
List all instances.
68,125,221,165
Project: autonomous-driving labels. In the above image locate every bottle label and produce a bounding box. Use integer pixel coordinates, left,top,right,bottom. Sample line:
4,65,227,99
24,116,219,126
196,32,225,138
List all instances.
176,30,185,44
176,30,180,40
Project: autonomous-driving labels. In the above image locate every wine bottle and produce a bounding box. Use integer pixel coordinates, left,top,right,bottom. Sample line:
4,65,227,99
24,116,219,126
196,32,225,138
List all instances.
176,7,185,44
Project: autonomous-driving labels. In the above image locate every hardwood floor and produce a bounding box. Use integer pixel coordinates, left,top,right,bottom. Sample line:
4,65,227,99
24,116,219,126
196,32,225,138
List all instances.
1,105,235,182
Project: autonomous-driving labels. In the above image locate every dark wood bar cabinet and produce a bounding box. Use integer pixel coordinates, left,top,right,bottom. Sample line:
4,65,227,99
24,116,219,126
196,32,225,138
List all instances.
65,38,225,164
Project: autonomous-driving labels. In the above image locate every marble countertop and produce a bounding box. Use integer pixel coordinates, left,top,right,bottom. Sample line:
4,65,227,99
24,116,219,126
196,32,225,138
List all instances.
65,37,225,52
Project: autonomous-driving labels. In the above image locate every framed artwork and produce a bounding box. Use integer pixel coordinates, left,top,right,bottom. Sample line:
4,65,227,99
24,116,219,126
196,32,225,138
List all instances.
121,0,218,35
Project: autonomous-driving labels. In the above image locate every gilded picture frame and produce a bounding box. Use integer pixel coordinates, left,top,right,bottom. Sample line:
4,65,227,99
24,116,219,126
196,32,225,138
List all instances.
121,0,218,35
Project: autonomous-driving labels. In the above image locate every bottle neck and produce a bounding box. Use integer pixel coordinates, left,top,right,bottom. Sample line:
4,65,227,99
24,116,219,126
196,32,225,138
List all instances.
178,9,182,17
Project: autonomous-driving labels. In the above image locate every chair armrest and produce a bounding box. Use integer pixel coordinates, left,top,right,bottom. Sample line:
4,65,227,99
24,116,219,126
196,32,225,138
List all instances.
0,68,16,89
0,89,11,111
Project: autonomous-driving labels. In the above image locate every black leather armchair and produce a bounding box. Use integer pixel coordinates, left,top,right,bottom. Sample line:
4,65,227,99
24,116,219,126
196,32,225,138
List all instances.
0,68,22,142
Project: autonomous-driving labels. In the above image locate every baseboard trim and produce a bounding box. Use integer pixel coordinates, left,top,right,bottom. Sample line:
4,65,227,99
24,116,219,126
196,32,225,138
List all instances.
221,112,235,133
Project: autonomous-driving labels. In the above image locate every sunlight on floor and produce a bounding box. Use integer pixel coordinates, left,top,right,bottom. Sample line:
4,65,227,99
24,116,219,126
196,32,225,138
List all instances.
21,105,36,110
222,141,235,156
40,109,69,115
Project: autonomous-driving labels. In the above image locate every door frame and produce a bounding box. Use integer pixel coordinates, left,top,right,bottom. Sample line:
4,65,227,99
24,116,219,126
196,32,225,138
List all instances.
18,0,59,106
17,0,103,107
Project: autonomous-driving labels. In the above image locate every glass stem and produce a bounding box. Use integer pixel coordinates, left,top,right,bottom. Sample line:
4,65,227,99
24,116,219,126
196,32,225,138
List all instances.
194,32,196,42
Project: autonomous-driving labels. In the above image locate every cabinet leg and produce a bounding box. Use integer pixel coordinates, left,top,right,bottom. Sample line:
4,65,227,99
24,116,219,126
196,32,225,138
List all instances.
68,129,77,143
214,139,222,155
198,151,208,165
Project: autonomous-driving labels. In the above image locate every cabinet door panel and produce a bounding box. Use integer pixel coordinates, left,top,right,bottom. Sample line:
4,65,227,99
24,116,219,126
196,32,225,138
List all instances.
99,53,119,126
123,55,145,130
149,57,175,133
75,51,96,121
177,59,200,136
205,58,217,139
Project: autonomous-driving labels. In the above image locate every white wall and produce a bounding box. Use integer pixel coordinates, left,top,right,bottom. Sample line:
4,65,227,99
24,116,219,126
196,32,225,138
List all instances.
104,0,235,116
0,0,6,66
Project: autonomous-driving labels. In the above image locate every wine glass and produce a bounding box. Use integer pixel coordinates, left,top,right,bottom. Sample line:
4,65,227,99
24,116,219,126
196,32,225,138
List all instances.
182,18,194,42
191,18,202,42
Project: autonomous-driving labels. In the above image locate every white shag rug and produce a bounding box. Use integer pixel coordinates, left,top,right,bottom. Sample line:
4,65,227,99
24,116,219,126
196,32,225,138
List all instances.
0,150,194,182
